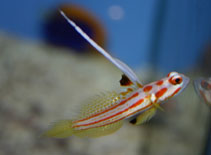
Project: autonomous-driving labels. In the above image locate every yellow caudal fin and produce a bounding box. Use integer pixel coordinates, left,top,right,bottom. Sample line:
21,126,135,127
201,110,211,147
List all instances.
130,107,157,125
74,120,123,138
42,120,73,138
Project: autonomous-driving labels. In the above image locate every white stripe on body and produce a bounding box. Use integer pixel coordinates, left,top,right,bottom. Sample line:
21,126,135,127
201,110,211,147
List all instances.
74,91,152,130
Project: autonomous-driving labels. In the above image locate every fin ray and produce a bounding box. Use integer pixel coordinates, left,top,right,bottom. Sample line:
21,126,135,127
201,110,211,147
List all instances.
153,102,165,111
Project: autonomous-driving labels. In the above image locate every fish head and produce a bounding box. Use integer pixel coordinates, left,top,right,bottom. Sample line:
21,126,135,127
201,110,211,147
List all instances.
153,71,190,103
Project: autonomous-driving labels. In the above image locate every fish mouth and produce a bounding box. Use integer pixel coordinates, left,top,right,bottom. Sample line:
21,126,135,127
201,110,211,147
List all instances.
182,74,190,88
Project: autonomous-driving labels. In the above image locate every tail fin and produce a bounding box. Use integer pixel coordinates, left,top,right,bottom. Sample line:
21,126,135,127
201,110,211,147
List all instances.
42,120,73,138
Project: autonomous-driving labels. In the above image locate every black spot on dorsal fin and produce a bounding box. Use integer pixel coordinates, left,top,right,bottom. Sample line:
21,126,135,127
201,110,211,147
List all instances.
120,74,133,86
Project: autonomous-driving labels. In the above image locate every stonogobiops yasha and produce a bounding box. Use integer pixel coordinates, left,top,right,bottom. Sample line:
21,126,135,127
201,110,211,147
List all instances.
43,11,190,138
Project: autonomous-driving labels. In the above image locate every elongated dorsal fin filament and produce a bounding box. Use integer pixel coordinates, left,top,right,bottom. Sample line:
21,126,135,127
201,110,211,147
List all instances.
60,10,143,87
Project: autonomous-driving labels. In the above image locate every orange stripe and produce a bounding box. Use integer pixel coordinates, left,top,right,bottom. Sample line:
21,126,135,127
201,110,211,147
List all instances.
124,103,152,118
143,85,152,92
156,80,163,86
76,102,153,130
130,99,144,109
73,92,139,123
74,97,145,128
171,87,181,97
155,87,167,98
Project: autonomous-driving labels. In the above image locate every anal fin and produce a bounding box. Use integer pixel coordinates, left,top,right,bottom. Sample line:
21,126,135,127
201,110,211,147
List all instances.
74,120,123,138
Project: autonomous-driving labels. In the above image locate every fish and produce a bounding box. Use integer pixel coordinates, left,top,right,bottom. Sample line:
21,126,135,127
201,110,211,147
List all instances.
43,11,190,138
194,77,211,107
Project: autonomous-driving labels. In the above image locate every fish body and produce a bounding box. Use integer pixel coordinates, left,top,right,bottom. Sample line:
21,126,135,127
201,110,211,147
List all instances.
73,72,189,130
194,77,211,106
43,11,189,138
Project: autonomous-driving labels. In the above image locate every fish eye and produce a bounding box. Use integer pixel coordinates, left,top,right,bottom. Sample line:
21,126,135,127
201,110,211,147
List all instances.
169,76,183,85
175,78,181,83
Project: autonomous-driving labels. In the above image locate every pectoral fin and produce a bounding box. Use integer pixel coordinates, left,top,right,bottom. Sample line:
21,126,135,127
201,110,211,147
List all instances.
130,107,157,125
150,93,165,112
152,102,165,112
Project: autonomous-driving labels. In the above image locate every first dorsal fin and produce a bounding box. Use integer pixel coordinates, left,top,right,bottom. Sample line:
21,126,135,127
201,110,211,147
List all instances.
60,11,143,88
120,74,143,88
120,74,133,86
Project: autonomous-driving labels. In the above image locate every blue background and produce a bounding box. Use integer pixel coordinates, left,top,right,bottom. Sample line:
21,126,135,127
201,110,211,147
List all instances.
0,0,211,72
